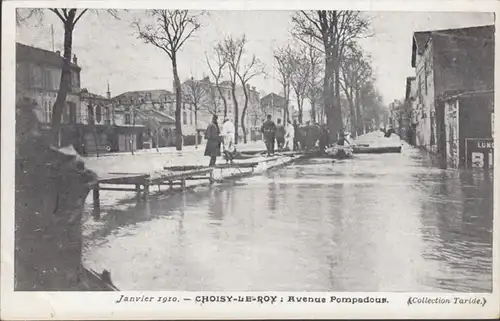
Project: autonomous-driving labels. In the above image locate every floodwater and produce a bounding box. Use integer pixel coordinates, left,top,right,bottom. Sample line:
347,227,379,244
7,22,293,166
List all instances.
82,136,493,292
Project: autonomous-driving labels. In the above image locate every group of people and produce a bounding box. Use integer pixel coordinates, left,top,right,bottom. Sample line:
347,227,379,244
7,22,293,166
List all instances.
203,113,353,167
204,115,236,167
260,115,343,157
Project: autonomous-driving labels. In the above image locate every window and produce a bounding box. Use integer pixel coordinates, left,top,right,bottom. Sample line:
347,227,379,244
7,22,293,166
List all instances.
125,113,131,124
31,64,43,88
68,102,77,124
190,111,193,125
104,107,111,124
227,90,231,99
183,111,187,125
42,68,53,90
71,70,79,88
96,105,102,123
88,105,94,124
183,102,186,110
62,103,70,123
44,100,52,124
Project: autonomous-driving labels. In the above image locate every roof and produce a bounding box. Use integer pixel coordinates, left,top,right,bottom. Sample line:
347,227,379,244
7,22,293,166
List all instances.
112,89,174,102
16,42,80,70
81,90,108,101
261,93,286,108
411,25,494,68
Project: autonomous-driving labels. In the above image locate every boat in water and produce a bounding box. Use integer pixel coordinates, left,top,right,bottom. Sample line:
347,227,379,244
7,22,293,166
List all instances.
325,145,354,159
352,145,402,154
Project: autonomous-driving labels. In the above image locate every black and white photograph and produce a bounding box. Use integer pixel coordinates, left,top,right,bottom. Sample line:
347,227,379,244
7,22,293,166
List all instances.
2,0,498,319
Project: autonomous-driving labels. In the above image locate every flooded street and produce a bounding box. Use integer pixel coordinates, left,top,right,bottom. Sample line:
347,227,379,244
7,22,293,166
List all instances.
82,139,493,292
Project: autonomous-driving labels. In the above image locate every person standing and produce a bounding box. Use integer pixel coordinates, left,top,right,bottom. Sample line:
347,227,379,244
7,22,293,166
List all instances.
204,115,221,167
261,114,277,156
275,118,286,151
284,120,295,151
337,129,350,146
220,117,235,163
318,124,329,155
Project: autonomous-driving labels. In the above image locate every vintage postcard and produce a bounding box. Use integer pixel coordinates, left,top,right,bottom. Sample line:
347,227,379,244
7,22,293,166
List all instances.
1,0,499,319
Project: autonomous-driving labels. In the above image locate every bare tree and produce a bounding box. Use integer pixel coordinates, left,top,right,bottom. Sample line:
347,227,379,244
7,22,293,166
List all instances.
292,10,369,138
217,35,246,144
133,10,204,150
17,8,120,145
183,77,211,148
305,42,323,123
289,46,312,124
340,45,372,136
273,45,294,123
205,47,229,117
237,56,265,143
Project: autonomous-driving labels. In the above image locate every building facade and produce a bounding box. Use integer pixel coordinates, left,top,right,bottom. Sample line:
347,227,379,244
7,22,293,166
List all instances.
260,93,286,122
16,43,81,128
410,25,494,165
182,78,262,142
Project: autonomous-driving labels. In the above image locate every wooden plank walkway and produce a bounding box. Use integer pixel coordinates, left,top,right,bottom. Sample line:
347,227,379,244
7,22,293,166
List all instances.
91,168,215,218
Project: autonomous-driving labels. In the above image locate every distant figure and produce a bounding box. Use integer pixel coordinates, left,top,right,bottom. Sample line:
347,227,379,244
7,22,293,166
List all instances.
385,125,395,138
337,129,351,146
318,124,330,154
261,114,277,156
204,115,221,167
275,118,286,151
293,120,300,151
284,120,295,151
221,118,236,163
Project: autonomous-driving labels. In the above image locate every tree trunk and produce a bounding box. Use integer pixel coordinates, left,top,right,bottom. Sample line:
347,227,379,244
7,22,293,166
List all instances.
194,108,198,149
310,98,316,123
231,83,239,144
355,89,363,136
348,97,356,137
52,18,75,146
216,79,228,117
241,84,249,144
324,54,341,142
297,96,303,124
172,54,183,151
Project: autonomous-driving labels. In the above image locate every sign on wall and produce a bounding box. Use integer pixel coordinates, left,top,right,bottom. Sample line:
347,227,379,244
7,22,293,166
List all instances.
465,138,494,169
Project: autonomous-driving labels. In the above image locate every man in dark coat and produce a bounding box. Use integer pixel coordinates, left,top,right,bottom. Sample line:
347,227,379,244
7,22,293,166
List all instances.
261,114,277,156
275,118,286,151
318,124,330,155
204,115,221,167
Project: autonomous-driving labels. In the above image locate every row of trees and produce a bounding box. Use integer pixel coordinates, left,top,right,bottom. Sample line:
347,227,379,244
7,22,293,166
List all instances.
271,11,388,138
17,9,389,150
17,9,267,149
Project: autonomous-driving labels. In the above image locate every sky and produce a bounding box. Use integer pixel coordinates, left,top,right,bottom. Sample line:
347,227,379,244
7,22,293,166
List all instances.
16,9,494,106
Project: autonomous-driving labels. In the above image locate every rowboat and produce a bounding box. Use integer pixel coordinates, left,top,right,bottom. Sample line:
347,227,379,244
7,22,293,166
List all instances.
325,145,353,159
352,145,402,154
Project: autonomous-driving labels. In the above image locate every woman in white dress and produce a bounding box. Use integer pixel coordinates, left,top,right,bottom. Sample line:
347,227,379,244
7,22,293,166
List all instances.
283,120,295,151
221,118,235,162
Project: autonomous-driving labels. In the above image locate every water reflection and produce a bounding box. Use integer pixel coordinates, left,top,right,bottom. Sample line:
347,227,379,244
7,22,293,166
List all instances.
83,145,493,292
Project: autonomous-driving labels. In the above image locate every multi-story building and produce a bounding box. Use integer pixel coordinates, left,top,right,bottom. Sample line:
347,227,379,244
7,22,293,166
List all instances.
182,77,262,142
16,42,81,129
260,93,286,122
112,89,198,147
411,25,494,163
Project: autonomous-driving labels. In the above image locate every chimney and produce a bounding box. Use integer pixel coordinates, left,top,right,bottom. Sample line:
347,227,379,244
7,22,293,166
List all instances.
55,50,61,56
72,54,78,65
106,82,111,100
246,84,251,90
252,86,256,91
